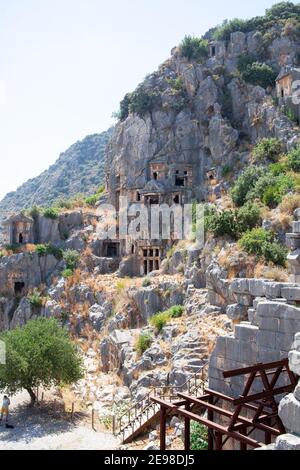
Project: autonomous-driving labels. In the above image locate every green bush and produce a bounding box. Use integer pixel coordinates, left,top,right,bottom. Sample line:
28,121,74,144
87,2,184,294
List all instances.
191,422,208,451
27,290,44,308
28,206,41,219
179,36,209,62
213,4,300,41
85,194,98,207
62,269,74,279
247,173,295,207
236,202,262,233
231,167,264,207
149,305,184,332
130,86,160,117
253,138,283,162
43,207,59,219
168,305,184,318
287,146,300,172
214,18,256,41
150,311,170,333
237,53,257,73
206,209,238,239
135,333,153,355
35,244,63,260
63,250,80,271
241,62,277,88
0,251,4,258
166,77,184,91
266,2,300,21
5,244,19,252
269,162,288,176
206,203,261,240
85,185,105,207
239,228,287,266
262,186,283,208
117,86,161,120
221,164,234,178
142,278,152,287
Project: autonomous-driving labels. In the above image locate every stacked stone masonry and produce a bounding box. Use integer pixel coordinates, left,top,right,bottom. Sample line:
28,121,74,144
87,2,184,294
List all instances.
208,213,300,449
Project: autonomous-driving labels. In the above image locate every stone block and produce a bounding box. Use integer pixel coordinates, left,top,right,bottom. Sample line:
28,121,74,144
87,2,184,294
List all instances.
248,308,258,326
275,434,300,451
258,347,280,364
294,382,300,402
289,350,300,376
281,287,300,302
226,304,248,321
292,221,300,233
235,323,258,343
287,249,300,268
258,316,280,332
238,341,258,363
257,330,277,348
211,336,227,358
279,318,300,335
253,297,266,309
279,393,300,435
235,293,253,306
257,302,300,321
276,333,295,353
286,233,300,250
230,278,250,295
264,282,285,299
248,279,267,297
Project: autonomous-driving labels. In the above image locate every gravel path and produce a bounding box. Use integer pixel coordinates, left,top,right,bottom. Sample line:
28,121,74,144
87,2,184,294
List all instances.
0,391,118,450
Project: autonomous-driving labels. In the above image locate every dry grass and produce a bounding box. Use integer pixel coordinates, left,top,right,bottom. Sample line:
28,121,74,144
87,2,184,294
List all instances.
254,263,289,282
218,244,256,279
279,194,300,216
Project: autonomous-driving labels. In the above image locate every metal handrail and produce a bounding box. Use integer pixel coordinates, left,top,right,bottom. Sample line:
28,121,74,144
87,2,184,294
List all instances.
113,361,208,437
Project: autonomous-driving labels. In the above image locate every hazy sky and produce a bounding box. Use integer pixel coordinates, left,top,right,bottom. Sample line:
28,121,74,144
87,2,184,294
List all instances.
0,0,282,201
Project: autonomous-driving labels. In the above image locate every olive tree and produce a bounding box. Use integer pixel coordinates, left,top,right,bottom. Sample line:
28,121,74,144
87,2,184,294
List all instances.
0,318,83,405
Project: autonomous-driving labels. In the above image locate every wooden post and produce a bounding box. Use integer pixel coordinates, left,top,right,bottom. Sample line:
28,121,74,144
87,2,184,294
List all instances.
215,432,223,451
207,395,214,450
184,402,191,451
240,427,247,451
160,406,167,451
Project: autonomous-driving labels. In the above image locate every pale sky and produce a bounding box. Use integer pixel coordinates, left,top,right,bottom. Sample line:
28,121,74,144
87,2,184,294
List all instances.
0,0,282,200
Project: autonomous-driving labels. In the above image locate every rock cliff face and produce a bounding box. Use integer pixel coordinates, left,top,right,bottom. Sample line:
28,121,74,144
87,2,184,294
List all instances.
106,27,300,204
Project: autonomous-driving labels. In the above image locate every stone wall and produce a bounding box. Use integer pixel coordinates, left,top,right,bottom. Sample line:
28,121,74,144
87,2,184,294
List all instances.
207,212,300,448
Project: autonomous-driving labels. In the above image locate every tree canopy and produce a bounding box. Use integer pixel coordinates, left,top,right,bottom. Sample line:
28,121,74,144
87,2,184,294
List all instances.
0,318,83,405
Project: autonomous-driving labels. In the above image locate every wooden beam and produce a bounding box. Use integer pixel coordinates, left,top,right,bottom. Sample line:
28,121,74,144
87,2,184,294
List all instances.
233,384,295,406
160,406,167,451
223,359,289,378
184,402,190,451
170,407,264,448
177,393,281,437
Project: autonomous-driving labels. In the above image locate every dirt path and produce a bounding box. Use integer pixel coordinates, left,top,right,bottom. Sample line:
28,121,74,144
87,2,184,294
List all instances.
0,390,118,450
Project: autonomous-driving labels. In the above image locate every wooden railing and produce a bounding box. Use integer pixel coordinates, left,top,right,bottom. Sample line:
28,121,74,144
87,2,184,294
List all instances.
113,362,208,442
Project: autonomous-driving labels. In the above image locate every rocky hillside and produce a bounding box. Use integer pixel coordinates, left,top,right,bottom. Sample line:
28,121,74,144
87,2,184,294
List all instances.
0,129,112,213
2,2,300,451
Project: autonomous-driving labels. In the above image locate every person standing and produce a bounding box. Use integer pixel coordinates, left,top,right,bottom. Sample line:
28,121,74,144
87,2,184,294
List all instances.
0,395,10,424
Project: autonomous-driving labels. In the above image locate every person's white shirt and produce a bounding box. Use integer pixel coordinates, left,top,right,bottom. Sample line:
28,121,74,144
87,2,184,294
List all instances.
2,397,10,408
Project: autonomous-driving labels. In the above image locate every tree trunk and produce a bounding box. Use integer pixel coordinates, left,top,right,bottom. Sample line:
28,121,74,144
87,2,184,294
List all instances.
26,388,36,407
